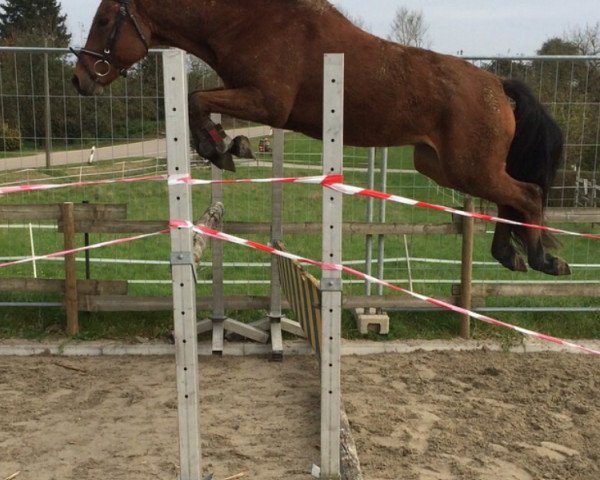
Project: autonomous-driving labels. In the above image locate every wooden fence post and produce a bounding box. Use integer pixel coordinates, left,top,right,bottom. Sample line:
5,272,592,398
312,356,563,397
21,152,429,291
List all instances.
62,202,79,335
459,196,474,339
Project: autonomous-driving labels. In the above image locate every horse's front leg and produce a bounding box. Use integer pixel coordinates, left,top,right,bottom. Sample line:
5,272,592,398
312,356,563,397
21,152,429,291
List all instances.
189,86,289,172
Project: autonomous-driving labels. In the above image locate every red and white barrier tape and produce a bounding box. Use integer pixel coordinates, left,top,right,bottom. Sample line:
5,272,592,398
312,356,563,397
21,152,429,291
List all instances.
0,229,168,269
172,219,600,357
4,168,597,352
3,172,599,240
168,173,342,186
3,214,598,356
0,173,342,195
325,181,600,241
0,174,168,195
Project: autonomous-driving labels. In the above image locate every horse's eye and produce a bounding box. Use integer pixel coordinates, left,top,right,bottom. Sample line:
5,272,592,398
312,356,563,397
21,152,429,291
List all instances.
96,17,110,28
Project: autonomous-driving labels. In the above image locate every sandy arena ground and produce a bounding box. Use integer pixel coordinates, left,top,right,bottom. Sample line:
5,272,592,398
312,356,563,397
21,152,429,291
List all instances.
1,349,599,480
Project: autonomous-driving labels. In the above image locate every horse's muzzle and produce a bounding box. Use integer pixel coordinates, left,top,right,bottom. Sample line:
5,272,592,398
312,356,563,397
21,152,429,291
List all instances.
71,70,104,96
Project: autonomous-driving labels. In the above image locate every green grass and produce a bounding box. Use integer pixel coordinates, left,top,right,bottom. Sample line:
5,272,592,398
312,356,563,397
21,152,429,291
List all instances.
1,132,599,342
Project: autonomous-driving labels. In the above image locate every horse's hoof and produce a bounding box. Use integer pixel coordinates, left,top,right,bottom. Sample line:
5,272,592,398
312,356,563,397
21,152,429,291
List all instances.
494,252,527,272
209,151,236,172
552,257,571,276
531,255,572,276
230,135,255,159
512,256,528,272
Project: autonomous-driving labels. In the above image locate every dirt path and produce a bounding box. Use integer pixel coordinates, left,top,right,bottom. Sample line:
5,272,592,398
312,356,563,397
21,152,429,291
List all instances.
1,350,598,479
1,126,272,171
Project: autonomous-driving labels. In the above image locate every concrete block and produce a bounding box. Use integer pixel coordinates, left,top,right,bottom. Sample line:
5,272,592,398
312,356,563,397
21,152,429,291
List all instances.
354,308,389,335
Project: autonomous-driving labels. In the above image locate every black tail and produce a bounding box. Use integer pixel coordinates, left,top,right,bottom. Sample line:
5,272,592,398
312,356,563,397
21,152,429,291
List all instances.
502,78,563,205
502,79,564,248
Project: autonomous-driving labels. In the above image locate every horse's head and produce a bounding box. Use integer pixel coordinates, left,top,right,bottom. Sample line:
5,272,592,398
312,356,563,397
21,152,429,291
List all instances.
71,0,150,96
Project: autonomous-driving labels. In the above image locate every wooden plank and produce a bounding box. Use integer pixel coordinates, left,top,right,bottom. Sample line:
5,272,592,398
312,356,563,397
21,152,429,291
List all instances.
80,295,272,312
0,204,126,221
281,318,307,338
62,203,78,335
0,278,127,295
459,197,474,339
64,220,477,235
342,295,483,309
223,318,270,344
80,295,167,312
12,209,595,235
80,293,481,313
479,206,600,224
80,280,128,295
225,221,484,235
468,283,600,297
42,218,490,235
58,207,598,235
68,220,167,234
545,208,600,223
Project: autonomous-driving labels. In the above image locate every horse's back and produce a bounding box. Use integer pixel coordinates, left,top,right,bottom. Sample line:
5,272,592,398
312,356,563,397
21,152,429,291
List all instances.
257,2,514,151
303,32,511,149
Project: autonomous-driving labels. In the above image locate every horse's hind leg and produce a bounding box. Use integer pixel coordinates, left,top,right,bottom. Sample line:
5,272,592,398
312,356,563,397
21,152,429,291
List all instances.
491,206,527,272
415,144,528,272
435,140,568,275
516,217,571,275
498,182,570,275
483,176,570,275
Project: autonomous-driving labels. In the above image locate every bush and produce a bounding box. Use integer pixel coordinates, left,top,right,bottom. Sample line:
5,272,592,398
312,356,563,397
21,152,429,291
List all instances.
0,122,21,151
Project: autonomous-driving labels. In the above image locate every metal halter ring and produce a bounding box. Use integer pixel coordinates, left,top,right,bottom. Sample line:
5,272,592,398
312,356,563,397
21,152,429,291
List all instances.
70,0,150,79
93,59,112,77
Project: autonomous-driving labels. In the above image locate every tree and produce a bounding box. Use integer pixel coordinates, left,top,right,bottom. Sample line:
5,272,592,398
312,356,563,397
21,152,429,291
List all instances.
531,29,600,177
569,22,600,56
0,1,72,150
0,0,71,46
388,7,430,48
537,37,579,56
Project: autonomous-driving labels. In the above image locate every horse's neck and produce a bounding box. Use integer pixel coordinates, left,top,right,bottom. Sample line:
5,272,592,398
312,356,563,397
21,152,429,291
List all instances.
139,0,265,68
139,0,338,69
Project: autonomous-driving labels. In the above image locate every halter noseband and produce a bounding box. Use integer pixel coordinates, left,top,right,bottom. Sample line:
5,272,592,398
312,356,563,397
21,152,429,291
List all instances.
70,0,149,79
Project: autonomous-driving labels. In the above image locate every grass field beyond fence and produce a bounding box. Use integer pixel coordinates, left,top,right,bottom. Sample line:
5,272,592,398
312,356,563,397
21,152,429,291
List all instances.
1,132,599,343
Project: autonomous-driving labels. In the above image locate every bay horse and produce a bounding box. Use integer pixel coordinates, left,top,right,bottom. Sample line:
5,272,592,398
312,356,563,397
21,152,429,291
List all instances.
71,0,570,276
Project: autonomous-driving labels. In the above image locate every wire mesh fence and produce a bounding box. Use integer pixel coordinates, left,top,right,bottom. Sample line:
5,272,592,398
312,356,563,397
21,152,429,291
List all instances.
0,48,598,312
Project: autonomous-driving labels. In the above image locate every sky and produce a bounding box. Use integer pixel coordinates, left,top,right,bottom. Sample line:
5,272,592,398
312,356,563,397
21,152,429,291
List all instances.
62,0,598,56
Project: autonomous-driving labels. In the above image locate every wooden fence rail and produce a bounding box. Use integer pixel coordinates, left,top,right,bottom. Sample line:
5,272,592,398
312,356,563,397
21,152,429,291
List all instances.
0,202,598,335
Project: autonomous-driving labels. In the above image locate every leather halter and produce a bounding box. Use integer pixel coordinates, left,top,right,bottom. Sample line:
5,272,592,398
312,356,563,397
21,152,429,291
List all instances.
70,0,149,78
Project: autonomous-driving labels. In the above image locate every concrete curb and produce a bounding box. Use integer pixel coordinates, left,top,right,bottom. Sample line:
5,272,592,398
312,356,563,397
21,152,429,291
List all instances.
0,338,598,357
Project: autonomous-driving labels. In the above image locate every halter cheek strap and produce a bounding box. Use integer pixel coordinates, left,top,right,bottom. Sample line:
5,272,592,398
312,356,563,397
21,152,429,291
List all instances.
70,0,149,78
